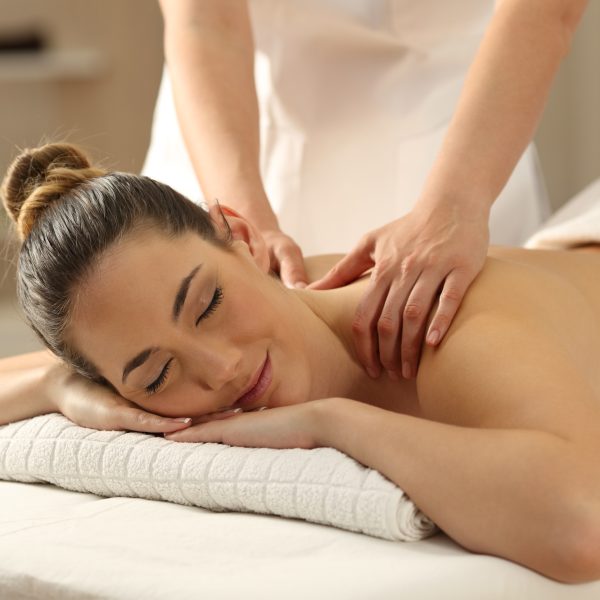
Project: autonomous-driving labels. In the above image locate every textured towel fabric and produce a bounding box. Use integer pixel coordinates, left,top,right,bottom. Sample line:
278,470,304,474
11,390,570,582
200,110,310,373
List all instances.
0,413,437,542
525,178,600,249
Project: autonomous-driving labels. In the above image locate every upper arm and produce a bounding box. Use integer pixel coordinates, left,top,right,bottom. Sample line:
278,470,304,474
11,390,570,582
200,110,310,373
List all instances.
416,312,600,442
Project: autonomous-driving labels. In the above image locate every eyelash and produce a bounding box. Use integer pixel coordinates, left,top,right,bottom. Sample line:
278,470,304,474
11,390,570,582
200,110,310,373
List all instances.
144,286,224,396
145,358,173,396
195,286,223,326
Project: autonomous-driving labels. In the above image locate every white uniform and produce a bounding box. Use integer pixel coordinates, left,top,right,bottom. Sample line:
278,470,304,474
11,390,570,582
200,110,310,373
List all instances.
142,0,550,255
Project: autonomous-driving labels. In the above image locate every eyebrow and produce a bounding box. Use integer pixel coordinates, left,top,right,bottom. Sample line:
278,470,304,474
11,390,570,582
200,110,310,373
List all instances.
172,264,203,322
121,264,203,384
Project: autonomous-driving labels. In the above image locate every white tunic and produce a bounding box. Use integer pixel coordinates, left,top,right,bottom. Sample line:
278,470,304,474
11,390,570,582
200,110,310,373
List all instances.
142,0,550,255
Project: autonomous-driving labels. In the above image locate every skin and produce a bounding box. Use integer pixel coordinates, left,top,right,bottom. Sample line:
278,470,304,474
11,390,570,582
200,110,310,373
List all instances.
2,211,600,581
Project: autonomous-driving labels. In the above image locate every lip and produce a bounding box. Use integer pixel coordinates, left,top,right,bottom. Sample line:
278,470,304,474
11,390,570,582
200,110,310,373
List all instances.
231,353,272,409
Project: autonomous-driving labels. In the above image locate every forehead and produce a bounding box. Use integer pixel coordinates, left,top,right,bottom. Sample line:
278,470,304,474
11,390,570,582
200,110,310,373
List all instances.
66,230,218,364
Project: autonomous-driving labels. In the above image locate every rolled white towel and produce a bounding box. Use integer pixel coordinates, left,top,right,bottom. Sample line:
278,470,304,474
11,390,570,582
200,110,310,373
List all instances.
525,178,600,250
0,413,437,542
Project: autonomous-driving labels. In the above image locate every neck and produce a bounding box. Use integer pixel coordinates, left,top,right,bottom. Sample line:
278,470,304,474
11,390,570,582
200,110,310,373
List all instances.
292,280,418,414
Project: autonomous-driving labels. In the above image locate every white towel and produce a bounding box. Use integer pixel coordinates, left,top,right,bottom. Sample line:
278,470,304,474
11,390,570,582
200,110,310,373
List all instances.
0,413,437,542
525,178,600,249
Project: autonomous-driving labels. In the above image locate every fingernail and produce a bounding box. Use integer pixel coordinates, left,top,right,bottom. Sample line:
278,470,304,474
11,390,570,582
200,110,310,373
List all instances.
169,417,192,424
294,281,307,289
367,367,379,379
427,330,440,345
387,370,400,381
402,362,411,379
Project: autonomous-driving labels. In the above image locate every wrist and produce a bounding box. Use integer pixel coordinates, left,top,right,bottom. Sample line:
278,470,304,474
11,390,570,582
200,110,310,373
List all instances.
312,397,377,451
41,361,73,412
416,187,492,226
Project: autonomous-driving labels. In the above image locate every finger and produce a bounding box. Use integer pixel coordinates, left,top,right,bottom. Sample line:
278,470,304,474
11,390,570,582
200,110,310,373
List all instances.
351,270,391,378
117,407,193,433
277,244,309,288
376,270,420,378
165,420,224,443
308,238,374,290
190,408,243,425
399,271,443,379
426,269,473,347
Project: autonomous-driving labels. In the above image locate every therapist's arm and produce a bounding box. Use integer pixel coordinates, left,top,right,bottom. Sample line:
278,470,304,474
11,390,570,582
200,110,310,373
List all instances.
159,0,308,287
310,0,588,380
418,0,588,211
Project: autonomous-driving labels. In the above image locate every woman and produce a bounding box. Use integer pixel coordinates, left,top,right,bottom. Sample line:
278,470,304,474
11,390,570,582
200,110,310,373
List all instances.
2,144,600,583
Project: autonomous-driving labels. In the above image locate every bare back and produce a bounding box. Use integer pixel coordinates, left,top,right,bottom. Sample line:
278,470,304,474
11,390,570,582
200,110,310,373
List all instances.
305,246,600,436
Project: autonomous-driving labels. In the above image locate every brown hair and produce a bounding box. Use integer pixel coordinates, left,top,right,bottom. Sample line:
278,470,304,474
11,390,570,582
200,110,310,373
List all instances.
1,143,230,383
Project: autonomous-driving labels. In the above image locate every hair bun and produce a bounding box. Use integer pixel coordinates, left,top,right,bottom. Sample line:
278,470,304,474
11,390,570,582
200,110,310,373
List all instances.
1,142,105,240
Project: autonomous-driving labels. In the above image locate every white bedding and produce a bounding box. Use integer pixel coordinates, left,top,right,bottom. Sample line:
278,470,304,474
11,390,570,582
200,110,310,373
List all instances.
1,183,600,599
2,481,599,600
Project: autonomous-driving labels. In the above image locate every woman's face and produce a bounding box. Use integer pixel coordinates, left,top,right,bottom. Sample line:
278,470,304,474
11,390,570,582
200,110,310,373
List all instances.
67,220,319,418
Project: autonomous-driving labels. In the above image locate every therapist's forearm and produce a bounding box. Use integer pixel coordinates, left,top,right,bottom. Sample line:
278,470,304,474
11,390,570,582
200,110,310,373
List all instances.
317,398,583,582
160,0,278,229
420,0,588,212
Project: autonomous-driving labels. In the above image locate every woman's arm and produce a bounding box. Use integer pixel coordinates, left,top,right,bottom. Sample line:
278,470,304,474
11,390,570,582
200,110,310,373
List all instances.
0,350,192,433
0,350,61,425
318,311,600,583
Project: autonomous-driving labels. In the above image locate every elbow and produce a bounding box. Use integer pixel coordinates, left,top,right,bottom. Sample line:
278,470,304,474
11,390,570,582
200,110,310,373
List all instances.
541,500,600,583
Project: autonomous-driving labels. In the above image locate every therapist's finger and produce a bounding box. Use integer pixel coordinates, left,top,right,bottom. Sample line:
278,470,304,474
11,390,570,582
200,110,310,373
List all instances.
276,241,309,288
425,269,472,348
399,271,444,379
352,267,393,378
376,271,420,378
308,235,374,290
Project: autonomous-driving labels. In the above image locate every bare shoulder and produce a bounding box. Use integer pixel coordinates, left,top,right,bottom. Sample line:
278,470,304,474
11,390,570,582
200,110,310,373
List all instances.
303,254,345,283
416,255,600,442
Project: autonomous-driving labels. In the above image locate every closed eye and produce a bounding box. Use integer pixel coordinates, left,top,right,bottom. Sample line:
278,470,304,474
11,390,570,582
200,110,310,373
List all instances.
145,358,173,396
196,286,223,326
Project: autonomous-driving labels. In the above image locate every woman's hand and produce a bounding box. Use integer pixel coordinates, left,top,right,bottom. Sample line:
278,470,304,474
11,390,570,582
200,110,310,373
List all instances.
164,400,332,450
49,364,193,434
308,202,489,379
261,227,309,289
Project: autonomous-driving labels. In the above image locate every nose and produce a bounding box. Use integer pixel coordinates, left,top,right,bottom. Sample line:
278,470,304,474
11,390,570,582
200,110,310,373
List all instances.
188,340,243,392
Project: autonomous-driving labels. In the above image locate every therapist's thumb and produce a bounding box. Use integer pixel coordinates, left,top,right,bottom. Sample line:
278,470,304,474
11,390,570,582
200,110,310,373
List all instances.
277,244,308,289
308,244,373,290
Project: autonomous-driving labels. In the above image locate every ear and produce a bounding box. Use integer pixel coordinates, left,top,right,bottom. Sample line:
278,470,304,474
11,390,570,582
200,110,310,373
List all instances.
208,203,270,273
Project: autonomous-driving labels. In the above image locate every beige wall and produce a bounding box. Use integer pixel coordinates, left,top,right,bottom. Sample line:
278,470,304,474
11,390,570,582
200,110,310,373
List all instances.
535,0,600,211
0,0,164,179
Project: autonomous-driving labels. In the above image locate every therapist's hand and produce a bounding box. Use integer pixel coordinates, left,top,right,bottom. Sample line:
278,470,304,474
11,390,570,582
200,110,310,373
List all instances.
261,227,309,289
308,202,489,379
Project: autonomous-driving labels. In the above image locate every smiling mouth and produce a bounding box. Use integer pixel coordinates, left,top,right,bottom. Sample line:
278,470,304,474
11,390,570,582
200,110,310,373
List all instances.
230,353,272,410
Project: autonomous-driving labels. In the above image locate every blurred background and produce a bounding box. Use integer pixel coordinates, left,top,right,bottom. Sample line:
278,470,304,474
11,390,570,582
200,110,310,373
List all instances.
0,0,599,358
